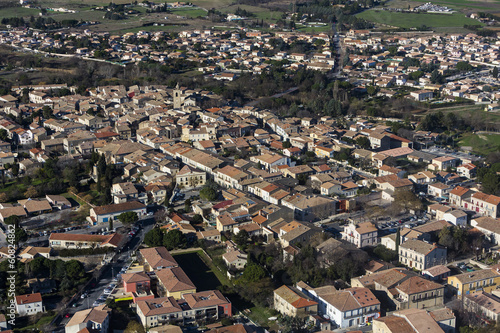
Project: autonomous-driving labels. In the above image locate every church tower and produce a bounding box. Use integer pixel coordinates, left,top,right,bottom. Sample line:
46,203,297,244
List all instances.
173,83,181,109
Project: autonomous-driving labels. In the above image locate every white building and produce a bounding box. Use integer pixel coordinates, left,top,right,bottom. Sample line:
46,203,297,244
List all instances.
15,293,44,316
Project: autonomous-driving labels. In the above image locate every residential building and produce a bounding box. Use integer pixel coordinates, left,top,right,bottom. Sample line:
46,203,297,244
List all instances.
464,291,500,322
89,201,147,224
399,240,447,271
392,276,445,310
65,306,111,333
463,192,500,218
447,268,500,298
15,293,44,316
175,165,206,189
273,285,318,318
156,267,196,299
138,247,178,272
342,222,378,248
49,233,123,249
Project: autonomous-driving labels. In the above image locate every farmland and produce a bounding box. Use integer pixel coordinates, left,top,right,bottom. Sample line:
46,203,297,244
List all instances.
356,10,483,28
458,133,500,156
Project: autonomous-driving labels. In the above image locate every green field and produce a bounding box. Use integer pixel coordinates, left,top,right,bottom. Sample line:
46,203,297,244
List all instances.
220,4,284,22
169,8,207,19
173,251,226,291
458,133,500,156
356,10,483,28
117,25,181,33
0,7,40,19
296,25,332,33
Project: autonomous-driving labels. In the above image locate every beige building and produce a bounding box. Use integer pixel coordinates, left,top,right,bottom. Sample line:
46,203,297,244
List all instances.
65,305,110,333
399,239,447,271
464,291,500,322
342,222,378,248
273,285,318,318
374,308,453,333
175,165,206,189
393,276,445,310
139,247,178,272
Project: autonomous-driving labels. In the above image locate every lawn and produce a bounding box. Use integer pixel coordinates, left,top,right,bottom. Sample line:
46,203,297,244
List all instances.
169,8,207,19
356,10,483,28
458,133,500,156
296,25,332,33
173,251,227,291
0,7,40,19
220,4,283,22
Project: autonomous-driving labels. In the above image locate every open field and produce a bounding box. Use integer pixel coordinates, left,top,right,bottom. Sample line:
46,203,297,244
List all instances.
219,4,283,22
174,251,227,290
385,0,500,11
0,7,40,19
356,10,483,28
458,133,500,155
169,8,207,18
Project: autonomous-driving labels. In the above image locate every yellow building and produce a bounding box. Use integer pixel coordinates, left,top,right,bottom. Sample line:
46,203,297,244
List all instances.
315,146,334,159
447,268,500,298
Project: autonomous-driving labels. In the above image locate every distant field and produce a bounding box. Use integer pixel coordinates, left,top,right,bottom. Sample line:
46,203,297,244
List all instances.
116,24,181,33
458,133,500,155
356,10,483,28
169,8,207,18
0,7,40,19
220,4,283,22
296,25,332,33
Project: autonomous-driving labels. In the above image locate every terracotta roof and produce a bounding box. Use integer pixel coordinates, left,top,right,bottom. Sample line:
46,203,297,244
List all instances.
156,267,196,292
15,293,42,304
139,247,178,269
92,201,145,216
396,276,443,295
122,272,150,284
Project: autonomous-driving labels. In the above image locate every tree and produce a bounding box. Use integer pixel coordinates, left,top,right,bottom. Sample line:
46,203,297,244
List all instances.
283,140,292,149
24,186,37,198
367,85,377,96
14,227,28,245
0,129,8,141
242,263,266,282
117,212,138,225
493,66,498,79
163,229,186,250
192,214,203,224
0,193,7,203
355,136,371,149
184,198,192,212
11,163,19,178
392,189,423,214
430,69,443,84
109,217,114,231
4,215,20,227
200,180,220,201
234,230,249,246
144,228,164,247
124,321,145,333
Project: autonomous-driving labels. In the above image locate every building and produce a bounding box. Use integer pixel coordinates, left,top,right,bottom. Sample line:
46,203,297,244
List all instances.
137,290,231,328
374,308,454,333
139,247,178,272
156,267,196,299
471,216,500,245
48,233,123,249
342,222,378,248
393,276,445,310
464,291,500,322
410,90,433,101
297,282,381,328
175,165,206,189
273,285,318,318
65,306,110,333
463,192,500,218
447,268,500,298
89,201,147,224
18,246,52,260
222,249,247,270
399,240,447,271
15,293,44,316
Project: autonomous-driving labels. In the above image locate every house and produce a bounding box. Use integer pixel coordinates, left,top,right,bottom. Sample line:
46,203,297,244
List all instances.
175,165,206,189
464,291,500,322
223,249,247,270
45,194,71,210
156,267,196,299
342,222,378,248
18,246,52,260
427,182,451,199
428,156,460,172
374,308,453,333
138,247,178,272
399,239,447,271
281,194,337,221
15,293,44,316
89,201,147,224
297,282,381,328
463,192,500,218
111,182,147,204
18,198,52,215
196,229,221,244
410,90,433,101
65,306,111,333
449,186,472,207
422,265,451,282
457,163,477,179
0,206,28,222
471,217,500,245
277,221,321,247
442,210,468,227
49,233,123,249
273,285,318,318
447,268,500,298
392,276,445,310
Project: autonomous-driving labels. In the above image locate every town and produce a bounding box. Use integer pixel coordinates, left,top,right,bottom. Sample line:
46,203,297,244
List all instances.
0,0,500,332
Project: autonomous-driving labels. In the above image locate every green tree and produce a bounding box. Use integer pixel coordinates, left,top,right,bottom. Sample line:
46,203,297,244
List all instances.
109,217,114,231
430,69,443,84
234,230,249,246
200,180,220,201
184,198,192,212
4,215,20,226
14,227,28,244
367,85,377,96
0,129,8,141
493,67,498,79
117,212,139,225
242,263,266,282
283,140,292,149
144,228,164,247
355,136,371,149
163,229,186,250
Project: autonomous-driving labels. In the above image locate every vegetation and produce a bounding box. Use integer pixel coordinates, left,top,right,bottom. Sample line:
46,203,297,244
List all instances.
144,228,188,250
